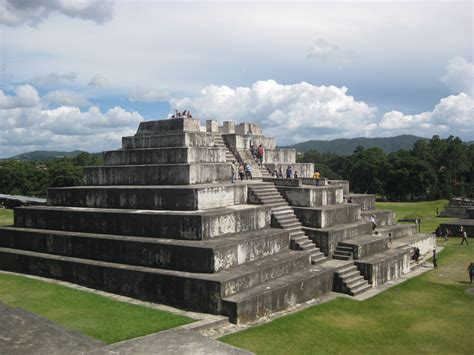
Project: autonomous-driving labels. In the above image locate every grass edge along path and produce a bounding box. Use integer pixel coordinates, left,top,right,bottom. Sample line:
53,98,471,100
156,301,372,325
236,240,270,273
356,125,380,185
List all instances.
0,273,194,344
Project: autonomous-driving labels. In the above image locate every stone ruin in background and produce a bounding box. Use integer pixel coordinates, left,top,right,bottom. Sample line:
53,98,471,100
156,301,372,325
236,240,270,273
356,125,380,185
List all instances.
0,117,436,323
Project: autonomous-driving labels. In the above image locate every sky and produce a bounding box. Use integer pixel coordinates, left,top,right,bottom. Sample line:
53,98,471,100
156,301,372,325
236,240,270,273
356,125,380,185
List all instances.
0,0,473,158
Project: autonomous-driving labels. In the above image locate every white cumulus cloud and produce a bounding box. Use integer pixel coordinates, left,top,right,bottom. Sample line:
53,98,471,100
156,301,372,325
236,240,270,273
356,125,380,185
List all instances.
0,0,115,26
379,93,474,137
42,90,89,107
171,80,377,144
0,85,41,109
0,84,143,158
440,56,474,96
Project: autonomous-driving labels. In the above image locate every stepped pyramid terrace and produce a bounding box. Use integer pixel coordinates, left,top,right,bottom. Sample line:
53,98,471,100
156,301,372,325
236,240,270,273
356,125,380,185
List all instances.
0,117,436,323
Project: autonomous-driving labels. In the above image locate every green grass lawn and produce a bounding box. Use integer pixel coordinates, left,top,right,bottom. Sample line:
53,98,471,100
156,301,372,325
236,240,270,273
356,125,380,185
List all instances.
220,239,474,354
220,201,474,354
0,208,13,227
376,199,456,234
0,273,194,344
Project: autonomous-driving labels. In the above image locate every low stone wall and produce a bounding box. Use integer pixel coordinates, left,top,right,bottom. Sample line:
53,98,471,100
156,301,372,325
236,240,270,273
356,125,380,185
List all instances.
14,205,271,240
262,178,302,187
276,186,344,207
104,147,227,165
355,249,410,286
48,184,248,210
439,219,474,237
327,180,350,195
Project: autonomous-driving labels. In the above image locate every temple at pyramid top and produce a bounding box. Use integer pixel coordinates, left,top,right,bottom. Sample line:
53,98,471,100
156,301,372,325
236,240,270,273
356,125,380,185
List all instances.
83,117,313,185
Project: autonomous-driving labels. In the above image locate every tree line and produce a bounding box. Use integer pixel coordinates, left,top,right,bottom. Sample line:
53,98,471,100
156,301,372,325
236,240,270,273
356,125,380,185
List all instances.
0,152,102,197
297,135,474,201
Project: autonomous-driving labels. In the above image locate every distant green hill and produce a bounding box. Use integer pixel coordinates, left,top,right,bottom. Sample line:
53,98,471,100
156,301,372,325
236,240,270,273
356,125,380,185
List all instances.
284,135,428,155
4,150,97,161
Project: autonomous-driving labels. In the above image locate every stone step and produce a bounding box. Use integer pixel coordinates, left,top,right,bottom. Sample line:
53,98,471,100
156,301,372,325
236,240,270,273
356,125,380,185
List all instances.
215,249,314,298
303,220,373,257
333,250,352,257
310,253,327,265
103,147,228,165
336,245,353,252
339,234,390,260
344,275,365,288
47,184,248,211
0,247,225,316
349,282,372,296
0,226,290,273
83,163,232,185
260,197,284,204
221,264,335,323
338,265,358,278
343,271,363,284
332,254,351,261
293,204,362,229
13,205,269,241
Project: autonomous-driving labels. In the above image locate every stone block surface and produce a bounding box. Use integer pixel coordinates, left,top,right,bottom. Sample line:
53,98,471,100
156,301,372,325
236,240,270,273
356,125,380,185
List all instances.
48,184,248,210
355,248,410,286
345,194,375,210
136,118,200,134
103,147,226,165
361,210,395,227
14,205,271,240
0,227,288,273
83,163,232,185
304,221,373,256
294,204,361,229
122,132,218,149
277,185,344,207
339,235,389,260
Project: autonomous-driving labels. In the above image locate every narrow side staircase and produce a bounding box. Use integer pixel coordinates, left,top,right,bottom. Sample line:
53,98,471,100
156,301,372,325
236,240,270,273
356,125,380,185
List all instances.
332,244,353,260
335,263,371,296
249,183,326,265
256,164,272,178
213,134,237,163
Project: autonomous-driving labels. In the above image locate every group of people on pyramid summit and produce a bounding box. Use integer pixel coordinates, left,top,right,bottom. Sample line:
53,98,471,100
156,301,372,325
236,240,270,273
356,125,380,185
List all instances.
231,161,253,182
171,110,192,119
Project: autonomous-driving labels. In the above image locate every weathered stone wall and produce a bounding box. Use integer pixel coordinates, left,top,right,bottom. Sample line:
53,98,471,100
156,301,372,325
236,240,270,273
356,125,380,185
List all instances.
345,194,375,210
14,205,271,240
224,134,276,150
264,149,296,164
83,163,232,185
136,117,201,134
277,186,344,207
47,185,247,210
122,132,218,149
361,210,395,227
104,147,227,165
294,204,361,229
355,249,410,286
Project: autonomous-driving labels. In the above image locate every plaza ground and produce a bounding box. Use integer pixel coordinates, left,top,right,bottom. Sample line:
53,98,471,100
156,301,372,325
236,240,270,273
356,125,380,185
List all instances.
0,200,472,353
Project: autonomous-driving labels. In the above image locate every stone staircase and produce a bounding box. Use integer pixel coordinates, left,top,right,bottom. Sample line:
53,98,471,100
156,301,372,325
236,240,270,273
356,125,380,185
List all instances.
248,183,326,265
257,164,272,178
213,134,236,163
334,263,371,296
332,244,353,260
